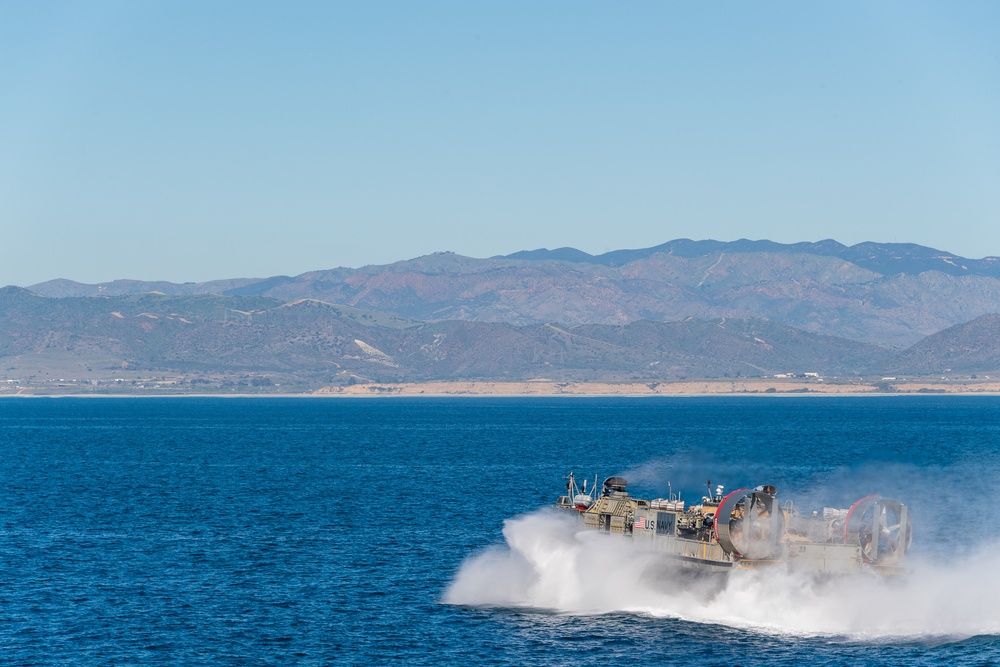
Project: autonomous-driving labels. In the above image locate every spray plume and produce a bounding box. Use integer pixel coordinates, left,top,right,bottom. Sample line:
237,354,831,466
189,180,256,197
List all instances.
444,462,1000,640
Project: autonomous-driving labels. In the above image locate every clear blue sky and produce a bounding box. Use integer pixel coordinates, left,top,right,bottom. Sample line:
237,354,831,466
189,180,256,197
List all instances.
2,1,998,286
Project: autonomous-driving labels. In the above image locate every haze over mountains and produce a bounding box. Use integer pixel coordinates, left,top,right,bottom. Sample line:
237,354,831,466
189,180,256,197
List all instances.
6,239,1000,389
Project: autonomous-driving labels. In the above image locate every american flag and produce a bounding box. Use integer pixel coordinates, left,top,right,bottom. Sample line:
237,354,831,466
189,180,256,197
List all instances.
635,516,646,530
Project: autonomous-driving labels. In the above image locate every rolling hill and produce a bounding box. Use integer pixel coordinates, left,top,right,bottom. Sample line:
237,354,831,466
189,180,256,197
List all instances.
0,287,893,387
24,239,1000,348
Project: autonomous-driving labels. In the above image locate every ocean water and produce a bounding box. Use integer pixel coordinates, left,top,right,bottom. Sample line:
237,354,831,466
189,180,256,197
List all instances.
2,396,1000,666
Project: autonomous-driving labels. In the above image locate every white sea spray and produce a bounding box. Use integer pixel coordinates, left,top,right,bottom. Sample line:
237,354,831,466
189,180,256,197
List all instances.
444,509,1000,639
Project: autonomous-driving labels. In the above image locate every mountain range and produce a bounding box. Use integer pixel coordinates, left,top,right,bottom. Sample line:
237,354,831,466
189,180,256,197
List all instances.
5,239,1000,389
26,239,1000,349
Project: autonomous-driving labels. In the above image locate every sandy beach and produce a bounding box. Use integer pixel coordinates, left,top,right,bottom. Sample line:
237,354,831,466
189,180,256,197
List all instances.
314,379,1000,397
5,379,1000,397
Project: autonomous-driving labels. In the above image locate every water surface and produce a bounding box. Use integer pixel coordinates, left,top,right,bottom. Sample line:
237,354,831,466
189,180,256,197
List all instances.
2,396,998,665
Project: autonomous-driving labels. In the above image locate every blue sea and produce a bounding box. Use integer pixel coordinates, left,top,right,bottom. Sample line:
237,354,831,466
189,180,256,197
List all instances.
2,396,1000,666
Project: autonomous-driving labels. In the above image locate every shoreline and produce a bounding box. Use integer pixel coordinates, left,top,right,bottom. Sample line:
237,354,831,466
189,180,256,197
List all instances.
313,380,1000,397
4,379,1000,397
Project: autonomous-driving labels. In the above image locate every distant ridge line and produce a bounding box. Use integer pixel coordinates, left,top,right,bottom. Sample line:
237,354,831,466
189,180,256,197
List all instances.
498,238,1000,277
23,239,1000,296
17,238,1000,350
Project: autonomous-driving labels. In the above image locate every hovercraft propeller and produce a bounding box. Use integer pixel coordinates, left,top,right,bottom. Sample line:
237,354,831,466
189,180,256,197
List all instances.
844,495,912,565
714,486,785,560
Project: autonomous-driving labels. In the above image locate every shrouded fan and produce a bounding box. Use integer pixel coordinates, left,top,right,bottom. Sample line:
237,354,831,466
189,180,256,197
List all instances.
844,495,912,564
715,487,785,560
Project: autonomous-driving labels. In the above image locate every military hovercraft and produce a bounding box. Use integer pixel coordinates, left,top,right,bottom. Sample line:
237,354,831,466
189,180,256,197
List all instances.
557,473,911,574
